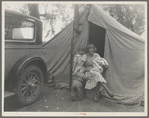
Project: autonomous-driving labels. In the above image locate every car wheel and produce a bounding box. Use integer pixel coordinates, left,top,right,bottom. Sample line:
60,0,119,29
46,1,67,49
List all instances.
16,65,44,105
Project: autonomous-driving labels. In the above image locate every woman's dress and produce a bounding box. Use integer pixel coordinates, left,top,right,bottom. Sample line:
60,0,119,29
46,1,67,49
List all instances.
82,53,108,90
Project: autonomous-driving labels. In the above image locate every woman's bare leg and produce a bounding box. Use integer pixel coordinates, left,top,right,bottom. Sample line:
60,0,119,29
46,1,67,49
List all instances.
93,82,101,102
101,83,114,97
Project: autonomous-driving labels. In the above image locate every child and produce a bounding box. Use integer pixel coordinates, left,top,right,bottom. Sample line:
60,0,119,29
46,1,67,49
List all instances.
93,57,109,74
72,47,86,76
71,46,86,101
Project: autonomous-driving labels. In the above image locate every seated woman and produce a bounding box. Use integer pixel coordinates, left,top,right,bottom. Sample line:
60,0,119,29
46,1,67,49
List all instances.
85,56,108,89
81,44,113,102
71,46,86,101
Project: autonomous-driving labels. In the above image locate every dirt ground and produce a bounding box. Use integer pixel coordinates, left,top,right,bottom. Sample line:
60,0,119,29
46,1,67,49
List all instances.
4,85,144,112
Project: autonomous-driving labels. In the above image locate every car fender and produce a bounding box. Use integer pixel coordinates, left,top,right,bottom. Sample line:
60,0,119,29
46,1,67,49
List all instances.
5,55,48,91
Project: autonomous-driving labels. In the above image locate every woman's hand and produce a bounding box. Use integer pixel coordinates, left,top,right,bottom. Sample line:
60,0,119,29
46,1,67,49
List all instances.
72,72,76,75
87,78,92,83
72,69,78,75
105,64,109,68
82,74,87,79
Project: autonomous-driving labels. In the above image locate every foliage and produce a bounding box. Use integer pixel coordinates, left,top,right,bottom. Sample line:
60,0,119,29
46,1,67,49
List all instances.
41,4,86,39
42,4,74,38
27,4,40,19
99,4,145,35
4,3,145,39
20,3,86,39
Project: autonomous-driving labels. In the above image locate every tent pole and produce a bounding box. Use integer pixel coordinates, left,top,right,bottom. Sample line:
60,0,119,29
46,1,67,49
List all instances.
69,23,75,92
69,4,79,92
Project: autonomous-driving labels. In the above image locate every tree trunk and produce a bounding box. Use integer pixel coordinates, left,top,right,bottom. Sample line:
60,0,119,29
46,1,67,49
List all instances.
27,4,40,19
130,23,134,32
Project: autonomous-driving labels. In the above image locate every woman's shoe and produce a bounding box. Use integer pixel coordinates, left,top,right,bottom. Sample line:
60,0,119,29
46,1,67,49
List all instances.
98,92,103,99
72,98,76,101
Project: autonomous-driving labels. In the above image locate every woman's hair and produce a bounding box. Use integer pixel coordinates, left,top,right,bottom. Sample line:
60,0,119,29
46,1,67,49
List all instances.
86,44,97,53
78,46,86,53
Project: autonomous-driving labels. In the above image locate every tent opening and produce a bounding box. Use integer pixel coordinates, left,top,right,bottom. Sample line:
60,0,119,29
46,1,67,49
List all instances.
89,22,106,57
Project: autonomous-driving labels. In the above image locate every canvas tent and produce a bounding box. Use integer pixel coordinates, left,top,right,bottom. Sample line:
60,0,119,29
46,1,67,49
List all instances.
42,4,145,105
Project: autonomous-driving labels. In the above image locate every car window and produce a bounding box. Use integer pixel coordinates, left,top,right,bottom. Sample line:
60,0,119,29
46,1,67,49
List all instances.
5,17,35,42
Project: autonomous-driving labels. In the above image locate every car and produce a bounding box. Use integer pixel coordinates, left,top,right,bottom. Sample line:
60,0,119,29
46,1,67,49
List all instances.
4,9,49,106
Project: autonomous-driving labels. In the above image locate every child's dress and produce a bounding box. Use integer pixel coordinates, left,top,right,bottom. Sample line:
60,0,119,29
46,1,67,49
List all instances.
73,54,86,77
84,54,108,90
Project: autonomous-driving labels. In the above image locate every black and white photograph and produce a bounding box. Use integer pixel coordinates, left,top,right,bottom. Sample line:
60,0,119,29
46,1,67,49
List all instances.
2,1,147,116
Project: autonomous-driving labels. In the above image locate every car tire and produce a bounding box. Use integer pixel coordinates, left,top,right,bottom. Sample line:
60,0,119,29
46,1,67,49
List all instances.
16,65,44,106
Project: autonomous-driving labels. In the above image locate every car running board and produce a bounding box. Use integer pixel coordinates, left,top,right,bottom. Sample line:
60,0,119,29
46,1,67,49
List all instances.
4,91,15,98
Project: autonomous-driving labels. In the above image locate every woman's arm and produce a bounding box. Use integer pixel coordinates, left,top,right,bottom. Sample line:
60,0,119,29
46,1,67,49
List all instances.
100,58,109,68
94,53,101,59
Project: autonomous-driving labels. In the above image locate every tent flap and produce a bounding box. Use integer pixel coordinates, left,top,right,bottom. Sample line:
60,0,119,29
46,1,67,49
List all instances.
87,5,144,105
